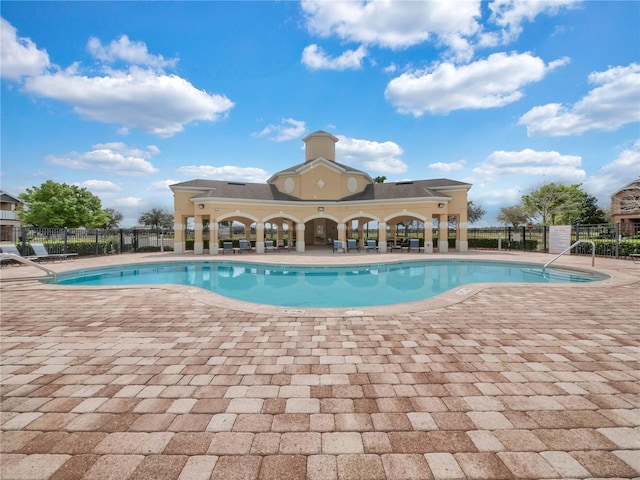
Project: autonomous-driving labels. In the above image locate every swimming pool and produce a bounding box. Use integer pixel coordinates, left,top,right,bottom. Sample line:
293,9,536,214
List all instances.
54,260,608,308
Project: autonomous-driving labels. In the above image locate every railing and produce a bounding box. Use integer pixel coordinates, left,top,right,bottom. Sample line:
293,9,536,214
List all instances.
543,240,595,271
0,253,57,282
0,210,18,220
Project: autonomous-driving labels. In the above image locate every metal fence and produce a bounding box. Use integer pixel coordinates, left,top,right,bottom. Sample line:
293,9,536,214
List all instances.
467,223,639,258
1,223,638,259
2,226,174,257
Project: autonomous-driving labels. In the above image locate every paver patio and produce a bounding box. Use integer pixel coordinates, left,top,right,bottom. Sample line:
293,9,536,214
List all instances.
1,251,639,479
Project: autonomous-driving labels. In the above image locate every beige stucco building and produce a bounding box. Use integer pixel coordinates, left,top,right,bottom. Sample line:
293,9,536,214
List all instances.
611,179,640,236
170,131,471,254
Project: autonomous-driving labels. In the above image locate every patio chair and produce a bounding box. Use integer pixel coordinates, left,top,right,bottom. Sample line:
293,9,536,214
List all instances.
347,239,359,253
29,242,77,261
365,240,378,253
264,240,276,253
0,243,34,266
408,238,422,253
222,241,234,254
238,239,252,253
333,240,345,253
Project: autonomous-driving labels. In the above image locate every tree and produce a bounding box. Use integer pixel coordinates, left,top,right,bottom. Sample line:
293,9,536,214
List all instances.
467,200,485,224
522,183,583,225
17,180,110,228
570,193,607,224
373,176,386,183
102,208,123,229
497,205,529,227
138,208,174,229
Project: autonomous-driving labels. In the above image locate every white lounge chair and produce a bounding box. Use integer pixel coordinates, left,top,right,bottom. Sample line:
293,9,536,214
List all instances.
222,241,234,254
408,238,422,253
347,239,359,253
264,240,276,253
333,240,345,253
29,242,77,261
365,240,378,253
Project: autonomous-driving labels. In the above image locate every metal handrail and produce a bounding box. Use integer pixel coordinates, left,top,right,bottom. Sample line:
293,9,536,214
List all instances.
543,240,595,271
0,253,57,282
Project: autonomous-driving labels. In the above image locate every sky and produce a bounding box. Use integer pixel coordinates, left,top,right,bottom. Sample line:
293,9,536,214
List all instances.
1,1,639,227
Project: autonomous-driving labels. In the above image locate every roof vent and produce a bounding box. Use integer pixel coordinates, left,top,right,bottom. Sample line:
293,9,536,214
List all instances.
395,181,414,185
227,182,246,186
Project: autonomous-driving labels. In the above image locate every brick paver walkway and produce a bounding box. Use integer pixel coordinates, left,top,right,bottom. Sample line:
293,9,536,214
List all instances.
1,252,639,479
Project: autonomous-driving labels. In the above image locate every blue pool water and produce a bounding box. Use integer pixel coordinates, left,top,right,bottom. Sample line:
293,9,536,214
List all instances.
54,260,607,308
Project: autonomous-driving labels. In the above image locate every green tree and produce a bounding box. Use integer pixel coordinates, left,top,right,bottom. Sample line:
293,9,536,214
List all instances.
522,183,583,225
497,205,529,227
138,208,174,229
102,208,124,229
373,176,386,183
467,200,485,224
17,180,109,228
571,193,607,224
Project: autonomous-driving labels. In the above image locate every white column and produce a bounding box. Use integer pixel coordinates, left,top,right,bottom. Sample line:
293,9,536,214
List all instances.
256,223,265,253
378,222,387,253
296,223,305,252
210,221,219,255
173,222,184,253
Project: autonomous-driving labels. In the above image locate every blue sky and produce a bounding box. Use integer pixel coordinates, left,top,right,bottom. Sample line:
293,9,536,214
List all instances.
1,1,639,227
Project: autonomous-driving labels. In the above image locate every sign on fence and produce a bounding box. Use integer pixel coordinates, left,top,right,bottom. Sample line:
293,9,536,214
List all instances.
549,225,572,254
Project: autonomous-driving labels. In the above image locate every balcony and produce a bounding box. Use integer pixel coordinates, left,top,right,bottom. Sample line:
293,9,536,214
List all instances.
0,210,18,220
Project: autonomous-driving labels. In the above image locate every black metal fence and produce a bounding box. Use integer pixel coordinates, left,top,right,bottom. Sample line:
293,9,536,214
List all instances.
1,223,638,259
467,223,640,258
2,226,174,257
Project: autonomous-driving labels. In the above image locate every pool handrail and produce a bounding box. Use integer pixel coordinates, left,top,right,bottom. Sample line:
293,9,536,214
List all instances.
0,253,57,283
543,240,595,271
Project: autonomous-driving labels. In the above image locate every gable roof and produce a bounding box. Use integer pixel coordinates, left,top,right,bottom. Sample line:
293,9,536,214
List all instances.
171,178,470,203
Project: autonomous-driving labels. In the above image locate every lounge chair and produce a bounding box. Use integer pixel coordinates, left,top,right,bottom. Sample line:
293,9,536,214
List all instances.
408,238,422,253
222,241,234,254
333,240,345,253
347,239,359,253
29,242,77,261
238,239,252,253
264,240,276,253
0,243,33,266
365,240,378,253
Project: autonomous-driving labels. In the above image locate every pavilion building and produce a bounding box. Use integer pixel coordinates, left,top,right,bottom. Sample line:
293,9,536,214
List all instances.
170,130,471,254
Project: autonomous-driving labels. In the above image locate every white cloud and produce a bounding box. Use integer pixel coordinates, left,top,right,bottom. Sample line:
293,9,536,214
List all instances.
301,0,481,56
474,148,585,183
0,17,50,80
301,44,367,71
77,179,122,192
176,165,269,183
385,52,566,116
24,66,234,137
87,35,177,71
488,0,580,44
429,160,466,172
582,140,640,202
336,135,407,174
151,179,179,191
519,63,640,136
45,142,160,176
110,196,145,208
255,118,306,142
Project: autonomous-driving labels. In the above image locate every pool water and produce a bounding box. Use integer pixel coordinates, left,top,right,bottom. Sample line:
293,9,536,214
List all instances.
54,260,607,308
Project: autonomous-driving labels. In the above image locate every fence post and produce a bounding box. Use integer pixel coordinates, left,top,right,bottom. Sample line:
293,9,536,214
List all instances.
507,226,512,250
20,226,27,256
96,229,100,255
522,226,526,251
120,229,124,254
63,228,68,254
615,223,620,258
